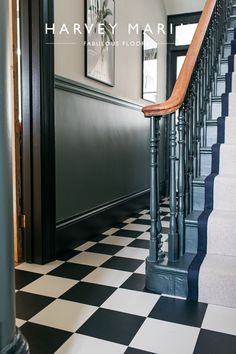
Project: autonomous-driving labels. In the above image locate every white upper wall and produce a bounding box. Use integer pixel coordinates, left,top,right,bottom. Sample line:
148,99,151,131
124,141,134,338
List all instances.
164,0,206,15
54,0,167,105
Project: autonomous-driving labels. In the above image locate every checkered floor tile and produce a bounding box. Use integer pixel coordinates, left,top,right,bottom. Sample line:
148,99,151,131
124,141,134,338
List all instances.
15,199,236,354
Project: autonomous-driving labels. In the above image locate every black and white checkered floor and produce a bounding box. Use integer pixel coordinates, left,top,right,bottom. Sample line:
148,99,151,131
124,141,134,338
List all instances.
15,199,236,354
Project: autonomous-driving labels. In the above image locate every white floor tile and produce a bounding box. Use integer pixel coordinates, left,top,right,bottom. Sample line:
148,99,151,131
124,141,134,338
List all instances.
75,242,96,252
139,214,150,221
99,236,133,247
68,252,111,267
115,247,149,260
162,242,168,253
160,207,170,212
134,262,146,275
55,334,126,354
30,299,97,332
82,267,131,287
161,221,170,228
21,275,77,298
130,318,200,354
16,319,26,328
123,218,137,224
162,234,168,242
202,304,236,336
122,224,150,232
101,288,159,317
139,210,149,215
15,261,64,275
102,228,119,236
137,232,150,240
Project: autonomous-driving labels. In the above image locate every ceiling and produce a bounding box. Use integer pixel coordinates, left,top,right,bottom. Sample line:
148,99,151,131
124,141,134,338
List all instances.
163,0,206,15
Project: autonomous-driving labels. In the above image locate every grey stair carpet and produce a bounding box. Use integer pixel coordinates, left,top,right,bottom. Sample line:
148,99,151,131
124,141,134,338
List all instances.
188,49,236,308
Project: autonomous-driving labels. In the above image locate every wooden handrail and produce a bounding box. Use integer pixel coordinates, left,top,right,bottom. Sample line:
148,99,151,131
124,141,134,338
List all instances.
142,0,217,117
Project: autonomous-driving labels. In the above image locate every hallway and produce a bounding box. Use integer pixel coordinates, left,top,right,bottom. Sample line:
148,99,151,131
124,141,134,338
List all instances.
15,199,236,354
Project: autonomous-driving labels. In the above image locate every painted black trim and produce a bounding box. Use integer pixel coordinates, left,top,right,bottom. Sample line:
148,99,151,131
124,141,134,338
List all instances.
231,39,236,54
57,189,150,227
229,55,235,72
55,75,143,111
217,117,226,143
56,189,152,255
222,93,229,116
225,72,232,92
20,0,55,264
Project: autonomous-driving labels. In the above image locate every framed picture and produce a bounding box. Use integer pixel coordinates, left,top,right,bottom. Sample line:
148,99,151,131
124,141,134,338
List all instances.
85,0,115,86
142,31,158,103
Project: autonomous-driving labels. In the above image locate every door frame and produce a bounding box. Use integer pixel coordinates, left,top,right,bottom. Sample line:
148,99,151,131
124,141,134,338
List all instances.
20,0,55,264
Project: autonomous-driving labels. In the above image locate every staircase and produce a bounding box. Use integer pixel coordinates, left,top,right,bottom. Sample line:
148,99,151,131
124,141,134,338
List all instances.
142,0,236,308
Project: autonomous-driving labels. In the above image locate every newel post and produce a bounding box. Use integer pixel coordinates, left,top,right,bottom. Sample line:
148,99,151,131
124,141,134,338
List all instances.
149,117,165,263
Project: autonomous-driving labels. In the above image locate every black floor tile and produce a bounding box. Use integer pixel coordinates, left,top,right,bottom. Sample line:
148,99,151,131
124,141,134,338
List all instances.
134,219,150,226
102,257,143,272
161,227,169,234
161,203,169,208
160,211,169,216
57,249,80,261
90,234,107,242
15,270,42,290
126,348,155,354
16,292,54,321
78,308,145,346
162,216,170,222
114,222,128,228
48,263,96,281
88,243,123,255
129,240,150,250
130,213,143,218
121,274,146,292
149,297,207,328
20,322,71,354
193,329,236,354
60,282,116,306
113,229,143,238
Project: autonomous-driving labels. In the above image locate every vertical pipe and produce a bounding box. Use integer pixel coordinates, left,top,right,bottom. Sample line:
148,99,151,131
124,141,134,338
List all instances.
149,117,165,263
177,109,185,257
168,113,178,262
0,0,29,352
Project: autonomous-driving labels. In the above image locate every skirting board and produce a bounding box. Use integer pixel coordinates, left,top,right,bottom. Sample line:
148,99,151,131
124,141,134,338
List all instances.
56,183,166,256
56,189,151,255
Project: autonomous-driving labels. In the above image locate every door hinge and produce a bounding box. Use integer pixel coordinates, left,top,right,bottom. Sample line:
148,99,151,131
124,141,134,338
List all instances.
19,214,26,229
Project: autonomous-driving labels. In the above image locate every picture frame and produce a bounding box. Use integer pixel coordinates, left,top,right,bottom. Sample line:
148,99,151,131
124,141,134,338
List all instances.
142,31,158,103
85,0,115,87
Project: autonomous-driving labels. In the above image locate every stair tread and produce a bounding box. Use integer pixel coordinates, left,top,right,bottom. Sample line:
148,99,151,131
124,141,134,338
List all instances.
185,211,202,224
199,254,236,308
200,147,212,153
206,120,218,125
193,176,206,185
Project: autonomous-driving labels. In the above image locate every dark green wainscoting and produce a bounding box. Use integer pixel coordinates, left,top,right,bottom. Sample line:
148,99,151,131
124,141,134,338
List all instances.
55,76,165,254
